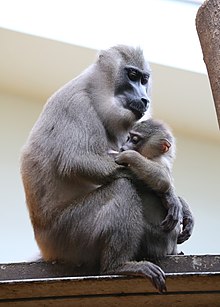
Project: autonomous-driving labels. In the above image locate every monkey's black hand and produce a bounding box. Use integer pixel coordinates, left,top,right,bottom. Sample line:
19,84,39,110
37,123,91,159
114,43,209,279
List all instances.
160,204,180,232
177,217,194,244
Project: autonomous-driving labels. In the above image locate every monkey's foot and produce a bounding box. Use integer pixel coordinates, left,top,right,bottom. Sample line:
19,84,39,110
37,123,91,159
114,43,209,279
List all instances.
117,261,167,293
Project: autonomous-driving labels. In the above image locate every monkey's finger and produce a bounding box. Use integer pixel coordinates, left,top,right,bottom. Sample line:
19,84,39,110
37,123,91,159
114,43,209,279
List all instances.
154,273,167,293
177,235,187,244
177,231,190,244
183,223,194,235
160,216,178,232
177,221,193,243
147,264,167,293
160,204,180,232
151,273,167,293
115,160,129,167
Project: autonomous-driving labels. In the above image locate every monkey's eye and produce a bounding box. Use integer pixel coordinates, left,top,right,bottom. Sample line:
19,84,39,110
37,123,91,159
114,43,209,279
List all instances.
131,135,140,144
127,68,140,82
141,74,149,85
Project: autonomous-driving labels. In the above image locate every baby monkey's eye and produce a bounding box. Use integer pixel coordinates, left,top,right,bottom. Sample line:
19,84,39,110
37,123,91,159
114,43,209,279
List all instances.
131,135,140,144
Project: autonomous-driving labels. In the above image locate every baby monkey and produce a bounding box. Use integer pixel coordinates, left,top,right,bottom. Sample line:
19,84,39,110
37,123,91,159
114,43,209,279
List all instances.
115,118,194,245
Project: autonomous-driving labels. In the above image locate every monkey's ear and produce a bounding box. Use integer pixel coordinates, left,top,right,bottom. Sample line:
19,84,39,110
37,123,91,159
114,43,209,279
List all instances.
161,139,171,153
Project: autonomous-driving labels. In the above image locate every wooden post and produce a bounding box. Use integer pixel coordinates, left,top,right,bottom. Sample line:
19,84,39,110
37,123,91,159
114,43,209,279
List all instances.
196,0,220,128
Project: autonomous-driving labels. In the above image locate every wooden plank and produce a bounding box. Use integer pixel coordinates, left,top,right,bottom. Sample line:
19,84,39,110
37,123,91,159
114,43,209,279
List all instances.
0,255,220,306
1,273,220,300
1,293,220,307
1,255,220,281
160,254,220,273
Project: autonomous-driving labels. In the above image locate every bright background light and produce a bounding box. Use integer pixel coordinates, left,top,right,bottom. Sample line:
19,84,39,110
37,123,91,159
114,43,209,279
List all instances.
0,0,205,73
2,0,220,263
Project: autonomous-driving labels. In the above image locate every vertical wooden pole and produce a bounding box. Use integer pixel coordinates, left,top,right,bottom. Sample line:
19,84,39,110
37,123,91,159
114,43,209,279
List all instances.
196,0,220,128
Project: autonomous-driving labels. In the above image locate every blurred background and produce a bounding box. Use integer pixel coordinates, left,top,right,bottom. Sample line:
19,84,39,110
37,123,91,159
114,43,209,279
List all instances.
1,0,219,263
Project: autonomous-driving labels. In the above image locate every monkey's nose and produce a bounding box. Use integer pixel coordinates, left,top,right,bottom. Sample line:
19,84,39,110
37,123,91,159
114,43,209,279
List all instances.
141,98,150,108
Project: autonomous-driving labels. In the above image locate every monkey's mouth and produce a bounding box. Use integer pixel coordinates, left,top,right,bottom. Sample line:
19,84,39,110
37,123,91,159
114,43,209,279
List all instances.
129,100,148,119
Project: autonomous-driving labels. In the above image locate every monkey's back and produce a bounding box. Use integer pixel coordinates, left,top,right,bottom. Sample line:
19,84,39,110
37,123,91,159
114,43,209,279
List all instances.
20,73,110,258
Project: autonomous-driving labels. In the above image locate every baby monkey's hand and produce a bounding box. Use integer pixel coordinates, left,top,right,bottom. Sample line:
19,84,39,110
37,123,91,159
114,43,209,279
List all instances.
115,150,140,167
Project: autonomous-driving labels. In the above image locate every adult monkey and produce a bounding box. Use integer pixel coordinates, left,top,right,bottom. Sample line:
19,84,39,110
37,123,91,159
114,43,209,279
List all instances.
21,45,173,293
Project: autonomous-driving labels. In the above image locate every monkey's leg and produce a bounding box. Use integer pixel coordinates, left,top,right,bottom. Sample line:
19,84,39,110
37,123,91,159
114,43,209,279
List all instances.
36,177,143,265
101,247,167,293
98,179,167,293
35,178,166,292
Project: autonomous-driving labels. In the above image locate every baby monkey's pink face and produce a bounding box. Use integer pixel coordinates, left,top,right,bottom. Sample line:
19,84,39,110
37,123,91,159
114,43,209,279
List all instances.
120,129,171,160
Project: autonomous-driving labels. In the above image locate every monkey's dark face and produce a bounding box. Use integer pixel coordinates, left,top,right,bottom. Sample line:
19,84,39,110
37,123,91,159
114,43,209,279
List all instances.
115,65,150,120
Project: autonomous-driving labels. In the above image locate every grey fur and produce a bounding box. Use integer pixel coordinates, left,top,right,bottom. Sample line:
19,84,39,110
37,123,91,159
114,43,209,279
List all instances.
116,118,194,258
21,46,170,293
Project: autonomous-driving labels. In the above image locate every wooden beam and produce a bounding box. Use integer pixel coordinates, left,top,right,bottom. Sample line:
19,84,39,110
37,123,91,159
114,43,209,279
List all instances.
0,255,220,306
196,0,220,128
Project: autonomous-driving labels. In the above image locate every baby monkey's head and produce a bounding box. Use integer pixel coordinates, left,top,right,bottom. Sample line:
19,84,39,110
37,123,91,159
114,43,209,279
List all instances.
121,118,175,160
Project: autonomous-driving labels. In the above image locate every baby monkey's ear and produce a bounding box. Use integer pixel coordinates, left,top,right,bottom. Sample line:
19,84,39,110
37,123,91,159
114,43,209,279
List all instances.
161,139,171,153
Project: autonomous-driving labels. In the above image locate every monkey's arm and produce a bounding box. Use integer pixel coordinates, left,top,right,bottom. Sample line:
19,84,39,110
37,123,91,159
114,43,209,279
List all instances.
115,150,172,193
115,150,182,232
159,188,182,232
58,153,129,185
177,196,194,244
